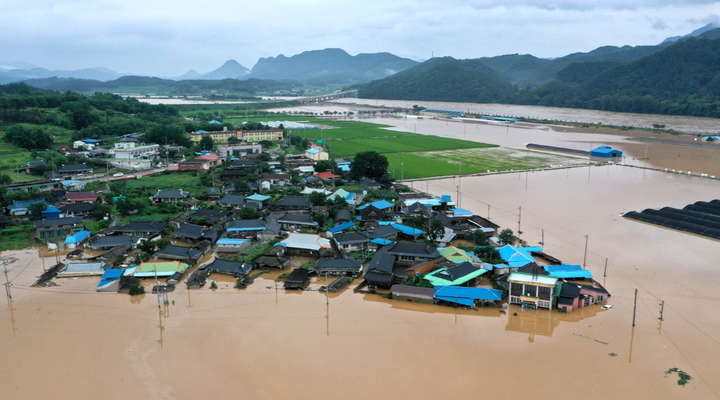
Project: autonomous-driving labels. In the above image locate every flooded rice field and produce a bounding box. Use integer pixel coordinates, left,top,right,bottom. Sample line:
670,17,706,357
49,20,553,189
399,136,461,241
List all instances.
2,103,720,399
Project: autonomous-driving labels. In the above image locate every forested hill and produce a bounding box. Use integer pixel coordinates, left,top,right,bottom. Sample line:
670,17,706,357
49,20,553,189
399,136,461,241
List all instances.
351,57,517,103
21,76,300,96
351,36,720,118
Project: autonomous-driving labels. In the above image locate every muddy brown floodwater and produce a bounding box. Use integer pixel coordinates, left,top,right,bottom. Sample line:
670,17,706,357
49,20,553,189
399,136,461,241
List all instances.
2,104,720,399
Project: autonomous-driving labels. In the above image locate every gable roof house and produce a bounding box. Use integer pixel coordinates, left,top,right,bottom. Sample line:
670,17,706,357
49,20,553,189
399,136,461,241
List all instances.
58,163,93,176
278,212,319,232
385,241,439,266
226,218,267,238
279,233,331,255
284,268,310,290
253,245,291,270
113,221,168,237
59,203,96,218
6,199,53,216
151,189,190,204
218,194,246,208
364,247,397,288
507,272,559,310
423,261,488,287
35,217,84,240
172,223,218,243
63,191,99,204
200,258,253,277
277,195,313,212
333,231,370,252
154,244,204,264
261,173,292,190
309,257,363,277
86,235,142,250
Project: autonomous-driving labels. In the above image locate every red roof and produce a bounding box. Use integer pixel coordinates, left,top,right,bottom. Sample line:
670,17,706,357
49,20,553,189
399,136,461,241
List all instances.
65,191,98,201
196,153,221,161
315,172,340,179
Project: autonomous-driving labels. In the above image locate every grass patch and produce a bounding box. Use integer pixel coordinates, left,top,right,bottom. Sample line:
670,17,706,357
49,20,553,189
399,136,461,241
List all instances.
328,135,494,158
387,148,582,179
0,223,37,250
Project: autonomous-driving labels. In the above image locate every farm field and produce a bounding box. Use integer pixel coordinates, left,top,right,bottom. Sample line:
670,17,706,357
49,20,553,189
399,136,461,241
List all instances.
328,135,495,158
386,148,583,179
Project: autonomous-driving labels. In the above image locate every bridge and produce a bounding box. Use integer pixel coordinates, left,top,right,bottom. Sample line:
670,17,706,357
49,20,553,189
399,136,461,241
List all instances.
300,90,357,104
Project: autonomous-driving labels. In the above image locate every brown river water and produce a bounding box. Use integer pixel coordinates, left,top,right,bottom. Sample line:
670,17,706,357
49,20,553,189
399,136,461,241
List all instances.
1,102,720,399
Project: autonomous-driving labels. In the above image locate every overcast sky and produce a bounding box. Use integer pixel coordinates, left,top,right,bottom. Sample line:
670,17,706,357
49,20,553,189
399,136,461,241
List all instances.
1,0,718,77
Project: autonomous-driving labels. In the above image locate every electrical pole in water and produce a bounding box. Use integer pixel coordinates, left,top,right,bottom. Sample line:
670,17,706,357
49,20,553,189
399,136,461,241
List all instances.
632,288,638,327
583,235,589,267
659,300,664,321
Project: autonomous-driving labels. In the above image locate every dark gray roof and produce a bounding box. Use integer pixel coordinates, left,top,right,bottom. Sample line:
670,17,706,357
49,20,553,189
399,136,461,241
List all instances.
228,159,258,169
188,209,230,222
366,225,400,239
156,244,203,260
59,203,95,213
333,231,369,245
227,218,266,230
174,223,216,240
313,257,362,271
278,213,317,225
35,217,84,228
431,261,481,281
87,235,140,248
218,194,246,206
114,221,168,233
368,247,396,273
153,189,189,199
334,209,353,224
201,259,252,275
386,241,439,258
58,164,92,173
277,195,312,208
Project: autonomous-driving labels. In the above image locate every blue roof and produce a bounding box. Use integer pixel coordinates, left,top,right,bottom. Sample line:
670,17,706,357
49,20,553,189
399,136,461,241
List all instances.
370,238,394,245
8,199,51,211
208,120,222,124
377,222,424,236
306,148,321,154
357,200,394,210
450,208,473,215
497,245,541,268
434,286,504,301
217,238,249,245
591,146,623,157
543,263,594,279
339,165,351,172
247,194,271,201
328,221,356,233
42,206,61,214
60,180,85,186
196,130,208,133
65,230,91,244
82,139,101,144
101,268,125,279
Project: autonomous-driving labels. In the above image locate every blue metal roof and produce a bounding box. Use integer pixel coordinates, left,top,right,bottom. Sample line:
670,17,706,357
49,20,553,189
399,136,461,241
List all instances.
247,194,271,201
434,286,504,301
370,238,394,245
543,264,594,279
101,268,125,279
497,245,541,268
217,238,249,245
357,200,394,210
328,221,356,233
65,230,91,244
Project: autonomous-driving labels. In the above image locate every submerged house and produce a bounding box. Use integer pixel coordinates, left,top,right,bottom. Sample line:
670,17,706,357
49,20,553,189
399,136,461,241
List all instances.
507,272,559,310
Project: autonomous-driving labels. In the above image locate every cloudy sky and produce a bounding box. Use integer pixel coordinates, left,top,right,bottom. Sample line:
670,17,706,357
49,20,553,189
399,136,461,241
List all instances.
1,0,719,77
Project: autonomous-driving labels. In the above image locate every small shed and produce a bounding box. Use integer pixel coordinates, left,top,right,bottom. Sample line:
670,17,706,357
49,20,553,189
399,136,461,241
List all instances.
590,146,623,159
391,284,436,304
284,268,310,290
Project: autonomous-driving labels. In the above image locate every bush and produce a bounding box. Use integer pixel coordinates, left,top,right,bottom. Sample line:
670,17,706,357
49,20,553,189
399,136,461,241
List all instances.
128,281,145,295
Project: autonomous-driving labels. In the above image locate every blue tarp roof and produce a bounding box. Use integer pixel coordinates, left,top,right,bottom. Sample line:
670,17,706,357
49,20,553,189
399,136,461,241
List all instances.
208,120,222,124
247,194,271,201
328,221,356,233
217,238,249,245
370,238,394,245
101,268,125,279
543,264,594,279
497,245,541,268
434,286,504,301
357,200,394,210
377,222,424,236
306,148,321,154
65,230,91,244
82,139,101,144
450,208,473,215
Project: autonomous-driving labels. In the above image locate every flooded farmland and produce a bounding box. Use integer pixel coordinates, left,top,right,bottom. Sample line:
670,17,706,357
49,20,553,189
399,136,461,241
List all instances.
2,103,720,399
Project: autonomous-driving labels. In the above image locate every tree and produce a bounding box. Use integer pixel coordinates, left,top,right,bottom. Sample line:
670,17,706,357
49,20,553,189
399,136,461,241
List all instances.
146,124,191,147
309,191,326,206
313,211,327,228
405,211,445,242
28,202,48,220
239,206,262,219
498,228,517,246
4,125,54,150
350,151,388,180
128,280,145,295
466,229,487,246
198,135,214,151
0,174,11,185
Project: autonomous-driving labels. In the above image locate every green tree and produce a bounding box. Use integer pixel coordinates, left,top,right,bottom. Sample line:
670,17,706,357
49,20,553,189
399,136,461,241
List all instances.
350,151,388,180
466,230,487,246
313,211,327,228
28,202,48,220
498,228,517,246
309,191,326,206
4,125,54,150
199,135,214,151
0,174,11,185
239,206,262,219
128,280,145,295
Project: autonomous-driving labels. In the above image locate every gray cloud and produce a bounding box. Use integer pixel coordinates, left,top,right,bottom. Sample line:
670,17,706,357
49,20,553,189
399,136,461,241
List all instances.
0,0,718,76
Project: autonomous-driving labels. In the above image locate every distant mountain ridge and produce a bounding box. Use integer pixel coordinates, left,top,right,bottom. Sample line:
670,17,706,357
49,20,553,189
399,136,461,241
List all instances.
245,48,419,84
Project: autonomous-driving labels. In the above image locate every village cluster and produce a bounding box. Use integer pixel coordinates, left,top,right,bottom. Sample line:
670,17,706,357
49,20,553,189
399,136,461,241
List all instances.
6,127,610,314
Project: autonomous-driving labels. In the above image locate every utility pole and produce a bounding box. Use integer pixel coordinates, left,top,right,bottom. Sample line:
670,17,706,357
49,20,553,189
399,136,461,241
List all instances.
582,235,589,267
3,259,12,307
603,258,608,277
659,300,665,321
632,289,638,327
517,207,522,237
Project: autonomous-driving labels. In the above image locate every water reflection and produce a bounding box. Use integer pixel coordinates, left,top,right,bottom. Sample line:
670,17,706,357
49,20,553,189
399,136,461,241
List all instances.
505,303,608,338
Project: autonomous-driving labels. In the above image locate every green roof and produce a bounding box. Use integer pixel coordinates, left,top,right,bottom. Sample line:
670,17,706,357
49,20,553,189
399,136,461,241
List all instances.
438,246,473,263
134,261,189,277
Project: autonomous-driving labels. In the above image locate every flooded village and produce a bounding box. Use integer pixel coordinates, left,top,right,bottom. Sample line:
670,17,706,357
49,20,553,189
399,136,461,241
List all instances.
2,101,720,399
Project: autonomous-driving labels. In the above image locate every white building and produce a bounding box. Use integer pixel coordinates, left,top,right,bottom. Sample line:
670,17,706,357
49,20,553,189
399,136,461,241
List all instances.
113,142,159,159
